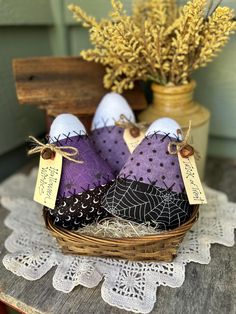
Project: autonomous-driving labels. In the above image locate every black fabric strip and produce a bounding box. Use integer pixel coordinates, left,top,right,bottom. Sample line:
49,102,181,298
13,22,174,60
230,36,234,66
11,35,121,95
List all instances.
45,182,112,230
102,178,192,230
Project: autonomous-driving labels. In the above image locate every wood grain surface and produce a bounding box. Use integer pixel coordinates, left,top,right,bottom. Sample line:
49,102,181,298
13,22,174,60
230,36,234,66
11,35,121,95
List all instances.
13,57,147,117
0,157,235,314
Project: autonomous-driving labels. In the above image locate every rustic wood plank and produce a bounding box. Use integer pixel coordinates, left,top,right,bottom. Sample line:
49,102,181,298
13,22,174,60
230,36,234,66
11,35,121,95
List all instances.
0,157,235,314
13,57,147,117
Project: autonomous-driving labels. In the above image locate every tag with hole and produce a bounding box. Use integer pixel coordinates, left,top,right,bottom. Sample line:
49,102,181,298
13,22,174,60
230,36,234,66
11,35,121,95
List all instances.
178,153,207,205
34,153,62,209
123,128,145,153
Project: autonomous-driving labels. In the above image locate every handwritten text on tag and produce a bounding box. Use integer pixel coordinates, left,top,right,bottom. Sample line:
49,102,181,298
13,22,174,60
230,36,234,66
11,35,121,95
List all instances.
34,153,62,209
178,153,207,205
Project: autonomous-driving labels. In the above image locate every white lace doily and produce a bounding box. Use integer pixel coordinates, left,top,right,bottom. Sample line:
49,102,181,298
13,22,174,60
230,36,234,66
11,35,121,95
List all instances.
1,169,236,314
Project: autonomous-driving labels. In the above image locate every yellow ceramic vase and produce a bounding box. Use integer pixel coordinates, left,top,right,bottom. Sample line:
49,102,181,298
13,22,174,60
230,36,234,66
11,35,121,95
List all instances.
138,81,210,180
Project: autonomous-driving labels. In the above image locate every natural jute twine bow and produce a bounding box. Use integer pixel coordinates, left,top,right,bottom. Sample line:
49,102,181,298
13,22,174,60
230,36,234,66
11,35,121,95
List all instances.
168,121,199,159
115,114,148,138
28,136,84,163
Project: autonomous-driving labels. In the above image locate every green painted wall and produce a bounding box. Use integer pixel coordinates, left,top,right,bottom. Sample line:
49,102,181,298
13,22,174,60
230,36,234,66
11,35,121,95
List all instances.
0,0,53,180
0,0,236,180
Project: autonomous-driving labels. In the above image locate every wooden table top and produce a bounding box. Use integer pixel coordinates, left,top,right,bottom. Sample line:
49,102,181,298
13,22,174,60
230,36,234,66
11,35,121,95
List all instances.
0,157,235,314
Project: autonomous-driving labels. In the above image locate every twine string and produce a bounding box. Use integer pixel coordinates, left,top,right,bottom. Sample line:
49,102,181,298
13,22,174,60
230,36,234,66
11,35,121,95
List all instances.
168,121,194,156
115,114,147,130
28,136,84,164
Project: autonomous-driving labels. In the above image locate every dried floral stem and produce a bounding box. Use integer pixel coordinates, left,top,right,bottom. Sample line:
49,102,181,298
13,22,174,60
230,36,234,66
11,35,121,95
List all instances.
69,0,236,92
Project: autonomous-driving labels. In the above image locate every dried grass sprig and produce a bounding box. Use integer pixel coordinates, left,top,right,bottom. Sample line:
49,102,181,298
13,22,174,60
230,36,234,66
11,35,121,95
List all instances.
76,217,160,238
69,0,236,92
68,4,97,27
169,0,207,84
192,6,236,71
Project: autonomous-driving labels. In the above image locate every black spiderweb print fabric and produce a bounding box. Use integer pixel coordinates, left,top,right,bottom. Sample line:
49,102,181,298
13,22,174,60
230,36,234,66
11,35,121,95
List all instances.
103,178,192,230
45,183,112,230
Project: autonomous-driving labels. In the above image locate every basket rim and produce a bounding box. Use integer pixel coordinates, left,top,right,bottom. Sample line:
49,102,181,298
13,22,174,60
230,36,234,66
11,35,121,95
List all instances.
44,205,199,245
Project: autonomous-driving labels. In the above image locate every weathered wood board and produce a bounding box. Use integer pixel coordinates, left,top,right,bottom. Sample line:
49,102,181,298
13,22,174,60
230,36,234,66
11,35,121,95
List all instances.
13,57,147,117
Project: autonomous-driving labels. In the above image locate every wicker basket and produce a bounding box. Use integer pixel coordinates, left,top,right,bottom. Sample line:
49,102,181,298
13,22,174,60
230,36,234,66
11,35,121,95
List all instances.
44,205,199,262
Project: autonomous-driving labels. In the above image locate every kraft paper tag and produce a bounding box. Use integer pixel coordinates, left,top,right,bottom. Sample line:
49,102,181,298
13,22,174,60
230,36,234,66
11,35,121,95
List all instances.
123,128,145,153
178,153,207,205
34,153,62,209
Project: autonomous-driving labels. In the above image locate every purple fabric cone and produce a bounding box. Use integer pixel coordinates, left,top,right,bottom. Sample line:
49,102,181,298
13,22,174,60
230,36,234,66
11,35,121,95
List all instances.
53,135,115,198
103,132,192,230
45,134,115,230
90,126,130,174
119,133,184,193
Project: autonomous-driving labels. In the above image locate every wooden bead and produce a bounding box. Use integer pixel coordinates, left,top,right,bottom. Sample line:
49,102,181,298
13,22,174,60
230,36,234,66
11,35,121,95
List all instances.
130,127,140,138
41,148,55,160
180,144,194,158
